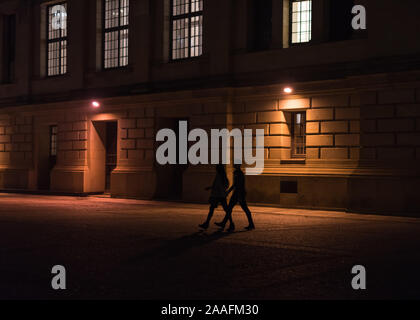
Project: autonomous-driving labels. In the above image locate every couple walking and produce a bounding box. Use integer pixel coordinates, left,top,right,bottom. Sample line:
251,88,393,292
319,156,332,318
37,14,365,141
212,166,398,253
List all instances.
199,164,255,232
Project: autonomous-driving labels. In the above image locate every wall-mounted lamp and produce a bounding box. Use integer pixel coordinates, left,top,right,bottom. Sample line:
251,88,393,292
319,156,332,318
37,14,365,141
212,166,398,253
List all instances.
283,87,293,94
91,101,101,108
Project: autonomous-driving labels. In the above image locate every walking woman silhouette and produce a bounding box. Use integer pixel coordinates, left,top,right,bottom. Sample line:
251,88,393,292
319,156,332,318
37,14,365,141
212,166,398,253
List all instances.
216,164,255,231
199,165,234,231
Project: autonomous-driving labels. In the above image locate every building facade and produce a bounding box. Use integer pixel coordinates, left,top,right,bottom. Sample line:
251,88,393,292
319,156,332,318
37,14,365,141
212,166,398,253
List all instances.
0,0,420,214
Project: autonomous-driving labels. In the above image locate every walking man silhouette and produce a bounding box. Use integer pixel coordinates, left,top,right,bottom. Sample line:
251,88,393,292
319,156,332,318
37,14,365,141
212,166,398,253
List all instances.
199,165,234,231
216,164,255,231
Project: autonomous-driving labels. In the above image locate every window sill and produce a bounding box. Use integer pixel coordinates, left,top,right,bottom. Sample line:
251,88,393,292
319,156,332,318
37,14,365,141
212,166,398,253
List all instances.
45,73,69,79
288,41,312,48
32,73,71,81
280,159,306,165
168,56,203,64
101,65,133,73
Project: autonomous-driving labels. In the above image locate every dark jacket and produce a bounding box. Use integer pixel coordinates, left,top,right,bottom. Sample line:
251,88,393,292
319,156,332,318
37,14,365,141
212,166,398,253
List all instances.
210,173,229,198
232,169,246,196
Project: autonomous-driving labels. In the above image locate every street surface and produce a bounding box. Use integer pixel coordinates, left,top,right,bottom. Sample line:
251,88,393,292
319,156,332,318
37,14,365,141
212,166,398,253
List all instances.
0,193,419,300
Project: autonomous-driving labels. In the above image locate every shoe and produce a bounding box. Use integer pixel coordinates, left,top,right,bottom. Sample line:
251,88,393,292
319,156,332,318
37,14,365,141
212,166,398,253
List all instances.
199,223,209,229
245,225,255,231
215,221,226,229
227,224,235,232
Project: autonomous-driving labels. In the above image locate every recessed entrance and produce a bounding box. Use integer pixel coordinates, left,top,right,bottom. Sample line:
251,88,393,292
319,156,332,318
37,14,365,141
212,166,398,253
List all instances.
90,121,118,194
105,122,117,192
154,118,189,200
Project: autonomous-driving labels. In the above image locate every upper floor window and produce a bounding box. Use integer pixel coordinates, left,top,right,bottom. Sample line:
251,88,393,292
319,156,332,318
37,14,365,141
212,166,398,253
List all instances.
47,2,68,76
290,0,312,44
329,0,354,41
248,0,272,51
2,14,16,83
103,0,129,69
291,111,306,158
171,0,203,60
2,15,16,83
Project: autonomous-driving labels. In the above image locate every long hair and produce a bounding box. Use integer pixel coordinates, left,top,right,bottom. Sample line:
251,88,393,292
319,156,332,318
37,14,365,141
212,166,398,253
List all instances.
216,165,229,189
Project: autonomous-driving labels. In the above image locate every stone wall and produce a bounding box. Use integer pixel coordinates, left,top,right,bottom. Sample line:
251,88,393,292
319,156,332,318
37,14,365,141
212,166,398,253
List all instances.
361,89,420,162
57,113,88,166
0,114,33,166
0,83,419,213
306,94,360,160
0,114,33,189
119,107,156,166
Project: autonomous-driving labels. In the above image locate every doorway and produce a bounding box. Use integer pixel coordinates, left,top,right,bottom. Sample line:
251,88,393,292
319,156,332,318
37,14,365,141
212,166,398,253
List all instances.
90,121,118,194
105,122,117,192
154,118,189,200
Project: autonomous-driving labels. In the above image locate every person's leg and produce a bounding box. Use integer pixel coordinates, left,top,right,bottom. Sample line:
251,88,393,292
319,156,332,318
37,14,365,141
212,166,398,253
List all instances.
200,204,216,228
239,198,255,229
225,196,237,223
216,196,237,228
221,199,235,231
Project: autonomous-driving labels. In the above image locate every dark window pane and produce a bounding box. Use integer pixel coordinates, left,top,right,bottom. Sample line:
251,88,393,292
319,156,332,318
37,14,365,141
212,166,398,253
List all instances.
3,14,16,83
330,0,354,41
248,0,272,51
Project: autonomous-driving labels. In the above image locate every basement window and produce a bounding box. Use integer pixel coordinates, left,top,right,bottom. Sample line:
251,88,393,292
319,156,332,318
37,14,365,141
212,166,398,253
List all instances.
281,181,298,194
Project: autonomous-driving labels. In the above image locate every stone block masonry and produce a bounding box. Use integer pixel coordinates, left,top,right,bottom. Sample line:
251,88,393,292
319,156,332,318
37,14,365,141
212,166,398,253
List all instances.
360,88,420,161
57,113,88,164
236,94,364,161
305,94,360,160
0,115,33,166
120,107,155,165
248,99,292,160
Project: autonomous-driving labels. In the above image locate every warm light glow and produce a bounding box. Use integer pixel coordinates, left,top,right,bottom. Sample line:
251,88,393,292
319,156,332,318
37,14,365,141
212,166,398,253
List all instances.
279,98,310,110
284,87,293,94
92,101,101,108
91,113,119,121
291,0,312,44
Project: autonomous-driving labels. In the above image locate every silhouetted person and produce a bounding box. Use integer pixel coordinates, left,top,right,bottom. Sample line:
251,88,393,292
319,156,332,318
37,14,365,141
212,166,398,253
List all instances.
199,165,233,230
216,164,255,231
